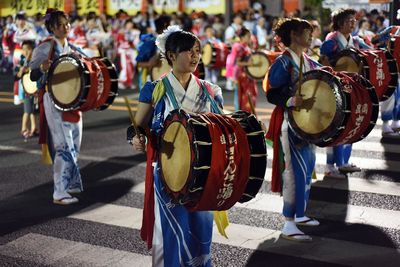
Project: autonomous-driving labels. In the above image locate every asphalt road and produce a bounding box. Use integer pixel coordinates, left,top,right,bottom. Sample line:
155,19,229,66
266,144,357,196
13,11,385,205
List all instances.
0,71,399,266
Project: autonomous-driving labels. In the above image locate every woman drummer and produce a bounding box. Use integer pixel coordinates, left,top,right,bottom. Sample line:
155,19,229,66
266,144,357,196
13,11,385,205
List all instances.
228,27,258,112
320,8,370,178
266,18,320,242
130,26,223,266
30,9,85,205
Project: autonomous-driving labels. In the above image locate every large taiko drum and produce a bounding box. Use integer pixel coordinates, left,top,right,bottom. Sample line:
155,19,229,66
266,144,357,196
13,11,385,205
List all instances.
245,50,281,80
22,71,38,95
158,109,267,211
47,54,118,111
288,69,379,147
333,48,398,101
202,41,230,69
150,58,205,81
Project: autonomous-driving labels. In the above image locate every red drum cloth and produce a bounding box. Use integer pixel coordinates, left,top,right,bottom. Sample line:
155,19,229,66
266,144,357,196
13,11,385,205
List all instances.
202,41,231,69
334,48,398,101
158,109,266,211
47,54,118,112
288,69,379,147
358,49,397,101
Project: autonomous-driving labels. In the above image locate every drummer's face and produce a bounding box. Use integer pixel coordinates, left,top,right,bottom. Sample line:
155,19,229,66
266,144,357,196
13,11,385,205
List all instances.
51,17,71,39
294,29,312,48
340,15,356,34
173,42,201,74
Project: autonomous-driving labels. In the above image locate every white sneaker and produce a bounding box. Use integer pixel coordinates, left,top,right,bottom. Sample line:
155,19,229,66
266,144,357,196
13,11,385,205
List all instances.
14,95,21,105
391,120,400,132
338,163,361,173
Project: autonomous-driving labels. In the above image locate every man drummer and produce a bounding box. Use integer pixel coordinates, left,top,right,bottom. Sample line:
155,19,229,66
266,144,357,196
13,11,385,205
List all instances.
320,8,370,178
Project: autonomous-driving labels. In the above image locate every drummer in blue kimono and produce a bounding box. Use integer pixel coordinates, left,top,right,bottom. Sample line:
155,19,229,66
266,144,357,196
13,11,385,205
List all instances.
371,25,400,137
320,8,371,178
130,26,223,266
30,9,86,205
265,18,320,242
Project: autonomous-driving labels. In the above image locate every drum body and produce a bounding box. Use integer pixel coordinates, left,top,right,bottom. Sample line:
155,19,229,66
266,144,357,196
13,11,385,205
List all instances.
288,69,379,147
202,41,230,69
22,71,38,95
245,50,281,80
158,109,267,211
333,48,398,101
47,54,118,111
150,58,205,81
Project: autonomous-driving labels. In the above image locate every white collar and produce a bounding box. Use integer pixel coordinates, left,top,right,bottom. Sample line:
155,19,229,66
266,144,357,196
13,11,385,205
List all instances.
337,31,354,48
286,48,311,72
54,37,70,55
166,71,198,106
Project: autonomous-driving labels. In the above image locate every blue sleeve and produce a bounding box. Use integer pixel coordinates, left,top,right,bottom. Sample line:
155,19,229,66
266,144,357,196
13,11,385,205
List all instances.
320,39,337,61
139,81,155,103
268,57,291,88
377,26,392,43
266,57,294,107
355,36,372,49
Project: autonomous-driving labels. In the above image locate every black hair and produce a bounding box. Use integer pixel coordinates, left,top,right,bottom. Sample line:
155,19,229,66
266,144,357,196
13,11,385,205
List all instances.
44,9,69,34
154,15,171,34
331,8,356,31
165,30,200,65
238,27,251,38
16,13,26,21
274,18,312,47
22,40,35,50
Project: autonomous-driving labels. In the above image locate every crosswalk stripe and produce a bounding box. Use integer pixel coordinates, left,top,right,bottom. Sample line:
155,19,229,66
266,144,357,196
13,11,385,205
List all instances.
0,145,147,167
0,233,152,266
1,139,399,172
126,180,400,229
317,139,400,154
68,203,400,267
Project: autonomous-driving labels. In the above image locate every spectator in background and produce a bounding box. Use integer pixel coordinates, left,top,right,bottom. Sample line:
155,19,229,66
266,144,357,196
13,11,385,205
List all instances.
15,40,38,140
212,14,225,40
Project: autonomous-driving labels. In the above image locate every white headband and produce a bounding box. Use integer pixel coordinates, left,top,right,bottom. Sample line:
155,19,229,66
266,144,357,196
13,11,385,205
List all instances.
155,25,183,54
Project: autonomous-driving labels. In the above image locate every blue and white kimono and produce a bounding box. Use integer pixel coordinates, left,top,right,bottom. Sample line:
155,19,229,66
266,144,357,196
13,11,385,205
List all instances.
374,26,400,124
267,49,319,219
30,37,84,201
320,31,370,167
139,72,223,267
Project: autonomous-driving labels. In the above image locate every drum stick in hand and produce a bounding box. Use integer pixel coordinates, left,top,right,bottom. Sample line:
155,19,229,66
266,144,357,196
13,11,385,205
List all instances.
123,96,140,136
298,53,304,96
246,92,257,119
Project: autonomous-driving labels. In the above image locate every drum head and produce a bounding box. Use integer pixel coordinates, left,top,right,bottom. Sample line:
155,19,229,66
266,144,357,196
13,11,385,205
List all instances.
151,58,171,81
291,79,337,134
246,52,270,80
22,72,37,95
160,121,191,192
202,43,213,66
51,60,81,104
334,56,360,73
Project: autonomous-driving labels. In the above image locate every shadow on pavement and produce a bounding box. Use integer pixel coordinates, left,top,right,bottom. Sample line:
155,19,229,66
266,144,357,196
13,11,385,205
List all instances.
0,154,145,237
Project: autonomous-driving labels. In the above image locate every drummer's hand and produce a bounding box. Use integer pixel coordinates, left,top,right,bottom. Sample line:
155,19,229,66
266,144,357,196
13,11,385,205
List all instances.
40,59,52,73
132,134,146,152
259,121,267,132
299,96,316,111
291,95,303,107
